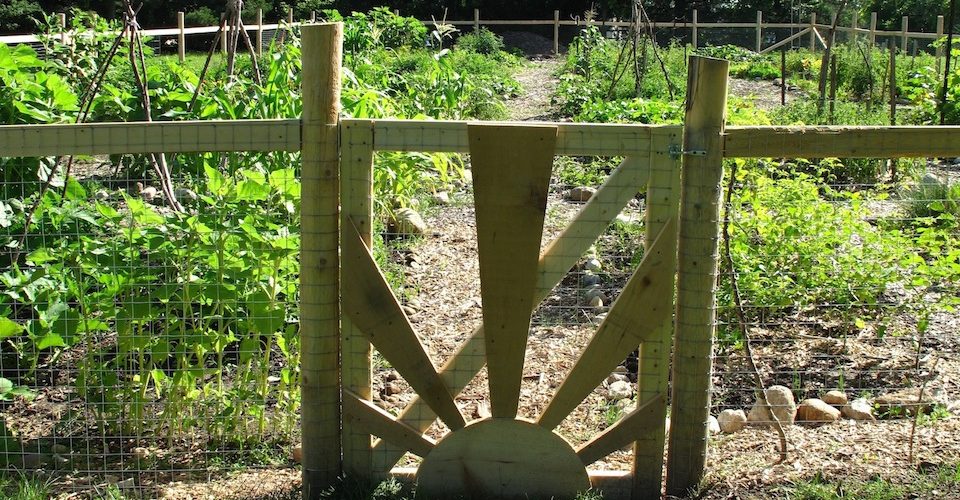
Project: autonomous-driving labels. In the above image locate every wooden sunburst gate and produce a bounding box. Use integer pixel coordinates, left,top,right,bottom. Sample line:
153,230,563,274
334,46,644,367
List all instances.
299,22,728,500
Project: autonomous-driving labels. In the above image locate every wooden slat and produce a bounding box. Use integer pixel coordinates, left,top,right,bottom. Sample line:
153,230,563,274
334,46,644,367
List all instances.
0,120,300,157
342,391,435,458
632,135,681,499
341,222,465,431
364,118,670,156
577,395,664,466
371,153,660,471
537,155,649,294
724,126,960,158
469,124,557,419
340,120,375,478
538,218,677,431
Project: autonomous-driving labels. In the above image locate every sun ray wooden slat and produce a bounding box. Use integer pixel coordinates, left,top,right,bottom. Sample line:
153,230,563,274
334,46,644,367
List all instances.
575,395,664,466
537,155,650,294
0,119,300,156
469,123,557,419
538,218,677,431
341,221,466,431
370,153,656,472
342,390,436,458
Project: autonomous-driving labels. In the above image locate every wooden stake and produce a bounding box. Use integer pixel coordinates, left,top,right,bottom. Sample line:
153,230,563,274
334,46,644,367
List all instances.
58,13,67,45
869,11,878,47
830,54,838,122
177,11,185,62
936,15,945,75
889,39,897,125
474,8,480,33
851,11,859,42
664,55,729,498
781,48,787,105
300,22,343,499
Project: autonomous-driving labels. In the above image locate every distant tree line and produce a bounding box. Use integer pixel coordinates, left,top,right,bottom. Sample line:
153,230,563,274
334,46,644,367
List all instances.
0,0,954,34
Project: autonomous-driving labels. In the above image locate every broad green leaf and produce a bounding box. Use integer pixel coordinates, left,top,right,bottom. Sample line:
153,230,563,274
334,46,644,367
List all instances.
0,318,23,339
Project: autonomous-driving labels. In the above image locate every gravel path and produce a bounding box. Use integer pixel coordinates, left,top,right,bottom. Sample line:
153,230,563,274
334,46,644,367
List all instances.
506,57,565,121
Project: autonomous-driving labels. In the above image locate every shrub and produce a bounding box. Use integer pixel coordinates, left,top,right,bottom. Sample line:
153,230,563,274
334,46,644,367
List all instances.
455,28,504,55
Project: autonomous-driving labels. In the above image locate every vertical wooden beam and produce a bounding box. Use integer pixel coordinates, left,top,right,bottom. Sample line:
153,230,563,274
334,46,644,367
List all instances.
177,11,185,62
288,7,295,24
474,8,480,33
781,48,787,105
809,12,817,51
340,120,375,482
756,11,763,52
691,9,698,49
901,16,909,53
937,15,945,75
869,11,878,47
311,11,317,23
631,129,681,500
256,8,263,57
300,22,343,500
829,54,838,122
221,17,228,54
664,55,729,498
554,10,561,54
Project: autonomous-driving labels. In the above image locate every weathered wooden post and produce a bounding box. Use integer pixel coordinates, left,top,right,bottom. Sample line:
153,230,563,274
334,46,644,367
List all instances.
691,9,698,48
58,13,67,45
256,8,263,57
665,55,729,498
937,15,945,74
809,12,817,51
177,11,186,62
300,22,343,500
869,11,878,47
851,11,859,42
554,10,561,54
901,16,909,53
889,39,897,125
474,8,480,33
756,11,763,52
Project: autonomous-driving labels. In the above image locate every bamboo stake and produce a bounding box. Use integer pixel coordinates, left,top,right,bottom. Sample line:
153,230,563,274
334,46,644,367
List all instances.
300,22,343,499
177,11,185,62
665,55,729,498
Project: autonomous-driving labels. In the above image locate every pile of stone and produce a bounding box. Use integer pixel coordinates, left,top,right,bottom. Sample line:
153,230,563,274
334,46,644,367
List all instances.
715,385,879,434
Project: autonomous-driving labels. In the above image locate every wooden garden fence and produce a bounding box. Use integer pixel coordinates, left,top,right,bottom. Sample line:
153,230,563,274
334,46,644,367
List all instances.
0,8,951,59
2,21,960,500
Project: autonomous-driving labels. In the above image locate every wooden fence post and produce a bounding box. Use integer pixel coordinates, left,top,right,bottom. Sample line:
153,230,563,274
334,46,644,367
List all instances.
221,17,228,54
851,10,859,42
300,22,343,499
256,8,263,57
288,7,294,24
311,11,317,23
809,12,817,51
177,11,185,62
554,10,560,54
665,55,729,499
474,8,480,33
781,48,787,105
691,9,698,48
901,16,909,53
756,10,763,52
869,11,878,47
889,39,897,125
936,15,944,74
58,13,67,45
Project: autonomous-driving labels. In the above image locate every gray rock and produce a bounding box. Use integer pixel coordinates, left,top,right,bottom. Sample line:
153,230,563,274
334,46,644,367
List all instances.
708,415,721,434
823,390,848,406
581,272,601,286
606,380,633,401
717,409,747,433
565,186,597,202
606,373,629,385
585,258,603,272
432,191,450,205
796,398,841,423
588,295,604,308
842,398,876,421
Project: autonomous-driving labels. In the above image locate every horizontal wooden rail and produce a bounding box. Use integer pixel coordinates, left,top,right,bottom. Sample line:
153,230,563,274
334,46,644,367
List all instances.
360,119,679,156
0,119,300,156
725,126,960,158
